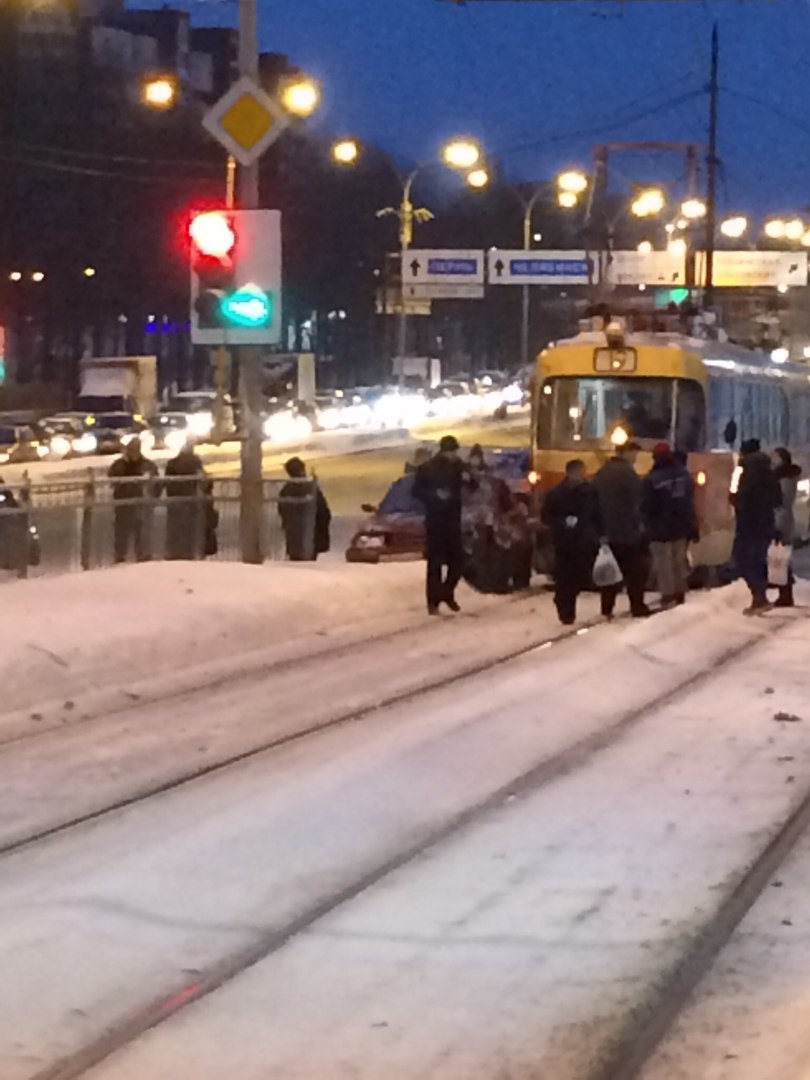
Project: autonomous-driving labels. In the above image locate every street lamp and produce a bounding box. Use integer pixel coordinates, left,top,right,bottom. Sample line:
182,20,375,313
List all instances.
466,168,489,190
442,138,482,170
332,138,360,165
557,169,588,196
631,188,666,218
681,198,707,220
784,218,805,242
720,216,747,239
141,75,177,110
9,271,22,282
637,240,653,255
31,271,45,283
83,266,97,278
764,219,787,240
331,136,487,387
279,75,321,118
557,190,578,209
667,238,687,257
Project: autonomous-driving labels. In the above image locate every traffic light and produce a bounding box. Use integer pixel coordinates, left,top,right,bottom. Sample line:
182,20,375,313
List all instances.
189,209,282,345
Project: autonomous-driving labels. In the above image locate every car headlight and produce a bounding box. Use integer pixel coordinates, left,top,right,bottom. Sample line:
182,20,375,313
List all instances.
140,431,156,453
502,383,523,405
78,433,98,454
49,435,72,457
356,534,385,549
0,452,9,464
318,407,342,430
187,412,213,438
36,444,49,459
165,429,188,454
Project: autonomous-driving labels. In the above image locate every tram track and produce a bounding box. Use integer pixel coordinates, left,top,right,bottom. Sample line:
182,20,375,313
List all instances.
19,609,795,1080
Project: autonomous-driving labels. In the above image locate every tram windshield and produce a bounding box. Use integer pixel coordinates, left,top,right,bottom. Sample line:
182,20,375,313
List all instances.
538,377,705,451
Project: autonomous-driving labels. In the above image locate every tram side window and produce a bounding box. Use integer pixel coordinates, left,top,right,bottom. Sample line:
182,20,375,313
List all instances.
707,376,735,449
674,380,705,453
790,388,810,447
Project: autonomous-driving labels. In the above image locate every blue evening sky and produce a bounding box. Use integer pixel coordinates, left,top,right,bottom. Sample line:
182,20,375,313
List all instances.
193,0,810,212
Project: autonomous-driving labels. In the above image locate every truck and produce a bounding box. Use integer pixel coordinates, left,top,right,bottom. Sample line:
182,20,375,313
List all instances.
76,356,158,419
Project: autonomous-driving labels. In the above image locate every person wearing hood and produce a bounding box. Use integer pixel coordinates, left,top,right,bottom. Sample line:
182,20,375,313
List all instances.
541,459,601,624
731,438,782,614
771,446,801,607
279,457,332,561
642,442,696,607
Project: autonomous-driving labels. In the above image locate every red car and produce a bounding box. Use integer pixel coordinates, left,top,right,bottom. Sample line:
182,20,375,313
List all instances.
346,449,532,565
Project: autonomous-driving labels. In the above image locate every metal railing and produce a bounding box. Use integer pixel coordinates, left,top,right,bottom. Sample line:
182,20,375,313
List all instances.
0,472,317,578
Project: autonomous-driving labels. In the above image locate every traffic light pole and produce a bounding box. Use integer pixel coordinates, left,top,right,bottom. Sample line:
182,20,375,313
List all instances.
237,0,264,564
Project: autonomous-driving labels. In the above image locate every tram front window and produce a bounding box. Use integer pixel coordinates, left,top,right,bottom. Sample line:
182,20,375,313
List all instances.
539,377,680,448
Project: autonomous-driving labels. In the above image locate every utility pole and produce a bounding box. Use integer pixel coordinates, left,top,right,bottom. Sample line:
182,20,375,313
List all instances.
704,23,719,309
520,188,543,371
396,176,415,392
237,0,264,563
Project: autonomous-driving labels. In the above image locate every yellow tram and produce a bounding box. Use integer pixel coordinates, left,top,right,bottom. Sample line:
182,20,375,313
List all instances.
531,319,810,567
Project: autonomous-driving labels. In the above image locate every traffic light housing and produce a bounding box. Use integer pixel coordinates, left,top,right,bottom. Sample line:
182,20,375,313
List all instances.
189,209,282,345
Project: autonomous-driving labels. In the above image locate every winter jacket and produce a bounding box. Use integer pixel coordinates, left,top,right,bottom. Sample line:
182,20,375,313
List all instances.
413,455,465,538
774,462,801,543
732,452,782,542
641,459,697,543
108,454,158,501
279,478,332,559
541,479,602,553
593,456,644,546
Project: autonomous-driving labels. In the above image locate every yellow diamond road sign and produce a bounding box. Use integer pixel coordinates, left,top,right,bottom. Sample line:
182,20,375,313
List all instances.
202,76,290,166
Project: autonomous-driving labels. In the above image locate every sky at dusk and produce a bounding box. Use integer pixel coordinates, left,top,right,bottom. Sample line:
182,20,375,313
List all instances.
193,0,810,213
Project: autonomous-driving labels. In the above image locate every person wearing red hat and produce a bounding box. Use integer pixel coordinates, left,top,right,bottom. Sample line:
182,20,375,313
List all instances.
642,442,696,607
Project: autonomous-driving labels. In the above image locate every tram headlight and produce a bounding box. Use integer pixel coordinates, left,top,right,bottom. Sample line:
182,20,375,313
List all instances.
610,425,629,448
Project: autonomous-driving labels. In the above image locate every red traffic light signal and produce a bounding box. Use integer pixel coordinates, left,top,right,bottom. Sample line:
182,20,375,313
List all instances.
189,211,235,260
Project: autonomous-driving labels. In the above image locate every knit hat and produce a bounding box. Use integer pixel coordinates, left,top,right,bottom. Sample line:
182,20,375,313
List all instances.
439,435,460,453
652,441,672,461
740,438,761,455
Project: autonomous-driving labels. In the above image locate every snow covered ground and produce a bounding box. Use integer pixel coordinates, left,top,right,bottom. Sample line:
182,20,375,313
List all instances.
0,574,807,1079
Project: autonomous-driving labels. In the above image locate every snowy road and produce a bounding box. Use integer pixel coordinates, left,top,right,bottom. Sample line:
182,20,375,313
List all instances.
1,578,809,1079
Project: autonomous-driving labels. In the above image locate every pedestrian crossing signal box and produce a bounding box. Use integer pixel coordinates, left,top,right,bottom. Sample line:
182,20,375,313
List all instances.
190,209,282,346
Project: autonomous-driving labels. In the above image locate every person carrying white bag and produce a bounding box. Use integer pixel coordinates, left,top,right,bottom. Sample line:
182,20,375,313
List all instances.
770,447,801,608
592,440,652,619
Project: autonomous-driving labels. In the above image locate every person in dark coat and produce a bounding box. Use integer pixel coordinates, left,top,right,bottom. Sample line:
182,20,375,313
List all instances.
770,446,801,607
108,439,159,563
592,441,651,618
731,438,782,614
541,459,601,625
279,457,331,561
202,478,219,558
164,442,206,560
413,434,465,614
642,442,696,607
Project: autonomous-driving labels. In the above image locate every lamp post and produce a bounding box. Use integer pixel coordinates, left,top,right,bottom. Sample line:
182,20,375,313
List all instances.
332,137,487,389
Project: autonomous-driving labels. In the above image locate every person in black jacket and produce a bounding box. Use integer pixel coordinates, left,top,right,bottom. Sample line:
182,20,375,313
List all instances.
541,459,601,624
279,457,332,561
413,435,465,614
731,438,782,614
642,442,696,607
164,443,206,560
592,441,651,618
108,439,159,563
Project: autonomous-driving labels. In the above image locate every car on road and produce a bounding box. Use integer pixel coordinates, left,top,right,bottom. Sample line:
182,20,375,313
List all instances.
346,448,531,564
0,424,47,466
151,412,192,453
92,413,154,455
39,416,98,459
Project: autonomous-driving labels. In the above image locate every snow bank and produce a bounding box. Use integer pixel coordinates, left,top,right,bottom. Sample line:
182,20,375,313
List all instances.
0,560,440,723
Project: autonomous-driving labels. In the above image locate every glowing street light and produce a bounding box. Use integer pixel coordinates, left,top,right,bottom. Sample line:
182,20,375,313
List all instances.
667,238,687,257
466,168,489,190
764,219,786,240
681,198,707,220
720,216,747,239
557,190,578,209
9,271,22,282
279,76,321,118
557,169,588,195
802,230,810,249
31,271,45,283
442,138,481,171
637,240,653,255
785,218,805,242
332,138,360,165
141,76,177,110
83,266,97,278
631,188,666,218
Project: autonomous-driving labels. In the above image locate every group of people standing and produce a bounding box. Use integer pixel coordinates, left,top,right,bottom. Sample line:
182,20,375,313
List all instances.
108,439,218,563
542,437,801,625
542,440,696,625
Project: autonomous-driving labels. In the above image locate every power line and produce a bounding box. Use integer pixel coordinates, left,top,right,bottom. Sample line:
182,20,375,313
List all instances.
8,139,221,170
0,152,220,184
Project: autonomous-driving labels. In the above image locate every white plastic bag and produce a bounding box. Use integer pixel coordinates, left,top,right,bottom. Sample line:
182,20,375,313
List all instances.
592,543,623,588
767,542,792,587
